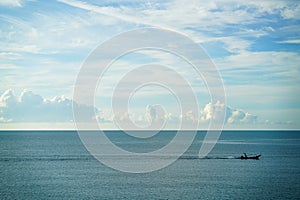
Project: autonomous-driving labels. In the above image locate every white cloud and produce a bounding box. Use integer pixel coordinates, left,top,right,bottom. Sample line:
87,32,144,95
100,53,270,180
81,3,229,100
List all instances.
111,104,168,129
111,101,258,128
0,9,108,56
55,0,275,31
57,0,166,28
198,101,257,124
0,0,36,7
199,101,226,122
215,51,300,85
1,0,298,56
0,89,98,123
0,89,293,129
1,44,41,54
217,36,252,53
0,64,20,69
0,0,22,7
54,0,300,56
280,3,300,20
2,0,298,57
226,107,257,124
145,104,165,123
0,52,22,60
277,39,300,44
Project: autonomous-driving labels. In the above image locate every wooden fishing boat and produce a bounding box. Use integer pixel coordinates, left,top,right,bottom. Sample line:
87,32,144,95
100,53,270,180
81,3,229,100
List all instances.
240,153,261,160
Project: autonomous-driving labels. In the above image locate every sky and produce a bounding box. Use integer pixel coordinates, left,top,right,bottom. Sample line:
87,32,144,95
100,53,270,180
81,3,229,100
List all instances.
0,0,299,130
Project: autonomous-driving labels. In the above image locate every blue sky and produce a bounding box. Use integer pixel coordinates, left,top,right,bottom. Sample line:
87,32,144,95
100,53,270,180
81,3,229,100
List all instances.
0,0,299,129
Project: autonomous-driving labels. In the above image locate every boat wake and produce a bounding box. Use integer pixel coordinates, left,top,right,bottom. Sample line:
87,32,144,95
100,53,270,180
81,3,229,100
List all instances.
0,154,249,162
179,155,239,160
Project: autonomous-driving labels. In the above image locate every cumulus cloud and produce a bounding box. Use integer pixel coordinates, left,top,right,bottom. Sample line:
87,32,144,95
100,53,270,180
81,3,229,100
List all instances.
199,101,257,124
111,104,168,129
200,101,226,122
111,101,258,128
145,105,166,123
0,89,264,127
226,107,257,124
0,89,98,123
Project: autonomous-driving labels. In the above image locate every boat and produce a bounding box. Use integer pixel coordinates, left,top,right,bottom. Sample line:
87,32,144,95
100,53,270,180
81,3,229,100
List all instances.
240,153,261,160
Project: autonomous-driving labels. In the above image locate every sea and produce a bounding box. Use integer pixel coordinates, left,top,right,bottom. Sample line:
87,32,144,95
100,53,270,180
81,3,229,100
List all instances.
0,130,299,199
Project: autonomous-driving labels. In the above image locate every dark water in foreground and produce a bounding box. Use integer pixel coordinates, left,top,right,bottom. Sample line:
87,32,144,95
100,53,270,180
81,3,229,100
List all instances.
0,130,299,199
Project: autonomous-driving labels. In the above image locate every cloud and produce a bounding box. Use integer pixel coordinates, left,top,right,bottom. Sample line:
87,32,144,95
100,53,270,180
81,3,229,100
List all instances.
0,89,291,129
198,101,257,124
264,120,293,126
199,101,226,122
280,3,300,20
111,104,168,129
0,52,22,60
143,104,169,129
55,0,300,56
54,0,268,31
277,39,300,44
111,101,258,128
0,0,35,7
57,0,164,28
0,89,97,123
226,106,257,124
0,7,107,57
215,51,300,85
0,0,22,7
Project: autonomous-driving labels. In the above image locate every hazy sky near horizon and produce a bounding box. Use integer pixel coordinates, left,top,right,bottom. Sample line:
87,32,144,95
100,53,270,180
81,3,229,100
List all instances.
0,0,299,129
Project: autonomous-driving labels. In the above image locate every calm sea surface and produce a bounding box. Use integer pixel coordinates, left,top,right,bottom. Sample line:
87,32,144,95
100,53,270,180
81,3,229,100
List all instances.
0,130,299,199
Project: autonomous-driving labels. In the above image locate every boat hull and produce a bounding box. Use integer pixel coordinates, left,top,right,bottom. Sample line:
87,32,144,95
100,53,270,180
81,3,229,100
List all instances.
241,155,261,160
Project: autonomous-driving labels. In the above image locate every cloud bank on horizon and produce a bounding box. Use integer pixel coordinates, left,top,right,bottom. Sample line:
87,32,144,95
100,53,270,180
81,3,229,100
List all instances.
0,89,97,123
0,0,299,129
0,89,292,129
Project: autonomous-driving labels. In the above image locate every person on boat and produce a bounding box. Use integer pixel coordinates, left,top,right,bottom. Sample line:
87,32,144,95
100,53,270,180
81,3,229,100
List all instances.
243,153,247,158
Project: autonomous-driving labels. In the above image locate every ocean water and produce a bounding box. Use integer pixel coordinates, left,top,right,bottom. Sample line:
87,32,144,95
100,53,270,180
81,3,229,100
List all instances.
0,130,299,199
